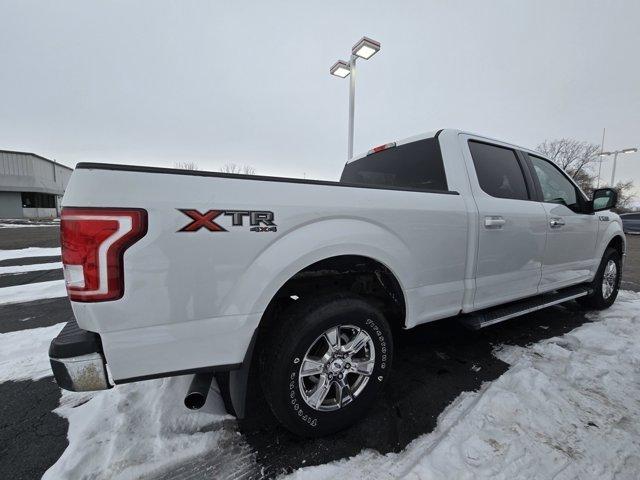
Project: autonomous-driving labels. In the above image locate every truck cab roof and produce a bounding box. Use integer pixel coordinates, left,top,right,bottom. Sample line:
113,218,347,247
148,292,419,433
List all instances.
350,128,541,164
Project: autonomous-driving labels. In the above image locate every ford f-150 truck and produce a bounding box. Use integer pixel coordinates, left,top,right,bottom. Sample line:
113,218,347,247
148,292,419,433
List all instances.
49,129,625,437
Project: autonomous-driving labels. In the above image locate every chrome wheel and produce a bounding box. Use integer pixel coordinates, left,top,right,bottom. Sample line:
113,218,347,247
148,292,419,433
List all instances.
602,259,618,300
298,324,375,412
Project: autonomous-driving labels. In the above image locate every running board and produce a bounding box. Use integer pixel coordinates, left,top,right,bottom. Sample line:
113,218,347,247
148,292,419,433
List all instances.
461,285,592,330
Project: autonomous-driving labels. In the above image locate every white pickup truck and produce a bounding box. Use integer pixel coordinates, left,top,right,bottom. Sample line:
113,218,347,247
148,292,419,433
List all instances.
49,129,625,437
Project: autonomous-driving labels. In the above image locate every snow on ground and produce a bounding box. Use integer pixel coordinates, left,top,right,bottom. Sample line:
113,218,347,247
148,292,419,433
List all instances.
285,291,640,480
0,323,65,382
42,376,246,480
0,246,61,261
41,292,640,480
0,261,62,275
0,279,67,305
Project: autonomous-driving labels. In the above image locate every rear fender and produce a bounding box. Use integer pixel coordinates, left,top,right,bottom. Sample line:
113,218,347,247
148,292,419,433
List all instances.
220,218,412,323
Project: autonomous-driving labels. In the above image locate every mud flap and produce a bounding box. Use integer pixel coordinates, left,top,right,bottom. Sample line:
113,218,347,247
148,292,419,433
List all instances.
216,328,259,418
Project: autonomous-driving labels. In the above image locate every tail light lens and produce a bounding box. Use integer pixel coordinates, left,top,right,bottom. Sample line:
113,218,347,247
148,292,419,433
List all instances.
60,208,147,302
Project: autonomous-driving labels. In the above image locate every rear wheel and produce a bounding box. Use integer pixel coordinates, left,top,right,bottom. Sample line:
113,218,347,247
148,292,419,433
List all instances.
578,247,621,310
259,293,393,437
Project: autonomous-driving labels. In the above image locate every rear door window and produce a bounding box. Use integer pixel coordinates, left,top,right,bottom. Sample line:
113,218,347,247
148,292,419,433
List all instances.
468,141,529,200
340,137,448,192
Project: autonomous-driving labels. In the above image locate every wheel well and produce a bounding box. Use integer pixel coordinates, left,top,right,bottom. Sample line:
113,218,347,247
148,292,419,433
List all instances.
607,235,624,256
231,256,405,420
256,255,406,344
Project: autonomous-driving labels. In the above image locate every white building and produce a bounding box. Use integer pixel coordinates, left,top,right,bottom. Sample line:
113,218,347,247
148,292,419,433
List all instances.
0,149,73,219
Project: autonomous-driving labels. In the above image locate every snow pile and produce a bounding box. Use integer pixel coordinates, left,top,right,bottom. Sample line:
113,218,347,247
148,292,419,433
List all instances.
0,323,65,382
0,261,62,275
44,376,236,480
0,246,61,261
0,279,67,305
286,291,640,480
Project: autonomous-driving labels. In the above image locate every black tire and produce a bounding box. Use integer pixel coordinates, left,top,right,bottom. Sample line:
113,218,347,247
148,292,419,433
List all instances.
259,292,393,437
577,247,622,310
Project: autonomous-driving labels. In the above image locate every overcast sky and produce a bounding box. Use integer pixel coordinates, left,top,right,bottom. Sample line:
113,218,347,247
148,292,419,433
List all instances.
1,0,639,194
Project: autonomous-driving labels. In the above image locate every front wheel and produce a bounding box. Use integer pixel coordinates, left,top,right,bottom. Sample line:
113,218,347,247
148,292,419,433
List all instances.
578,247,622,310
259,293,393,437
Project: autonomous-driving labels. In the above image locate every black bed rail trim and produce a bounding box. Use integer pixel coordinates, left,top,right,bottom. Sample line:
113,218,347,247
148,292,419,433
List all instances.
75,162,460,196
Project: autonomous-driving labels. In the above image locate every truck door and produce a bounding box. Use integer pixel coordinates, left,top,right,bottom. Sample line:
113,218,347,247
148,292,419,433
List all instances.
526,154,599,291
462,136,547,310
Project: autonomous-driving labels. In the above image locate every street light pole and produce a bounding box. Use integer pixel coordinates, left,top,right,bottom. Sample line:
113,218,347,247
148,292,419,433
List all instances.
597,127,605,189
330,37,381,160
348,55,356,160
599,147,638,187
610,151,619,187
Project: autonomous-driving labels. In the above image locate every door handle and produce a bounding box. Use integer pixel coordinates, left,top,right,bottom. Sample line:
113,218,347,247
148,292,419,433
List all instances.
484,216,505,229
549,217,565,228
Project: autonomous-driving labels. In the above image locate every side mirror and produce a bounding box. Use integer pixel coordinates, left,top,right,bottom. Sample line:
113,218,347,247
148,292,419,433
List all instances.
592,188,617,212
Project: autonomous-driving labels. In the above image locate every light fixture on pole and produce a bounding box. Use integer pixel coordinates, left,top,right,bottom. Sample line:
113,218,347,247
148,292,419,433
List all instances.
330,36,381,160
352,37,381,60
330,61,351,79
599,147,638,186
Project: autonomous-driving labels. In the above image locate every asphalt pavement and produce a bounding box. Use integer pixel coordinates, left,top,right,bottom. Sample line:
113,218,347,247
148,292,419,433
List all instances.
0,225,70,479
0,224,638,479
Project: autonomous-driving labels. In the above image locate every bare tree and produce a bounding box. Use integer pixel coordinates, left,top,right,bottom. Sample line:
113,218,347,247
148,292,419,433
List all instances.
219,163,256,175
537,138,600,192
537,139,600,178
174,161,199,171
613,179,636,212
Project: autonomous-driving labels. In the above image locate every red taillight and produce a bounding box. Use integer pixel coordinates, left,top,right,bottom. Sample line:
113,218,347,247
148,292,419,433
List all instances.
60,208,147,302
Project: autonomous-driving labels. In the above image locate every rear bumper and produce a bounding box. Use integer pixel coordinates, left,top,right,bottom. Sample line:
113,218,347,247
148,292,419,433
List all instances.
49,320,111,392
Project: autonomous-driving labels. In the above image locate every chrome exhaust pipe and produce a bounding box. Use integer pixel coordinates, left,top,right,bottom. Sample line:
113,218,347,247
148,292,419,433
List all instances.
184,372,214,410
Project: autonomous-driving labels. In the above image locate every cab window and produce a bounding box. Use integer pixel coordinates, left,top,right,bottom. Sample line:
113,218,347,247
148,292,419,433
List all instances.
528,155,582,212
340,137,448,192
468,141,529,200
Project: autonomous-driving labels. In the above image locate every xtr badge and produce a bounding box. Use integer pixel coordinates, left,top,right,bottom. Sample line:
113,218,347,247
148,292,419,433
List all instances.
177,209,276,233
